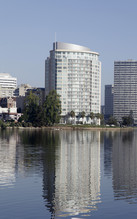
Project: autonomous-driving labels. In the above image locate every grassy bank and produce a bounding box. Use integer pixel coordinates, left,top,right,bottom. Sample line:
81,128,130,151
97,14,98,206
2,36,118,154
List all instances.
5,124,135,131
0,120,135,130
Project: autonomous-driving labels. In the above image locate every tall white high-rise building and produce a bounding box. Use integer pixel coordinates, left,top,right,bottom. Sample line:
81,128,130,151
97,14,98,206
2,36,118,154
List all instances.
114,60,137,122
0,73,17,97
45,42,101,121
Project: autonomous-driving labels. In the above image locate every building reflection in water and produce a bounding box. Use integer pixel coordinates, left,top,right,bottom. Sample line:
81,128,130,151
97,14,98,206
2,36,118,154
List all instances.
0,129,19,187
112,130,137,203
0,128,101,217
43,130,101,218
103,131,114,177
0,128,38,188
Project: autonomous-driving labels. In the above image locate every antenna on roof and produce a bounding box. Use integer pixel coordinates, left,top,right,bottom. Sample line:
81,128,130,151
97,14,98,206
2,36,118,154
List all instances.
55,32,57,50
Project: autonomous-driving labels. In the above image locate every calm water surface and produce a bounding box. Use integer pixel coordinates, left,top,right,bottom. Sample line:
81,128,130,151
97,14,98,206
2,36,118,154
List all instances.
0,128,137,218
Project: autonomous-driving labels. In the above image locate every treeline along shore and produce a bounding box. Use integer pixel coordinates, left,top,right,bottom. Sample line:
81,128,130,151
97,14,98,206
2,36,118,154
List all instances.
0,90,135,130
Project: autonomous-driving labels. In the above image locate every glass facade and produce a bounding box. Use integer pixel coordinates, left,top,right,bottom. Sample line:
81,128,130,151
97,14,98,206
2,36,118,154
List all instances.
114,60,137,122
105,85,114,119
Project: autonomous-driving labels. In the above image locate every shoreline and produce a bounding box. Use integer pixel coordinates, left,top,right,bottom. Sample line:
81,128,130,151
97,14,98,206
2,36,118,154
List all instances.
5,125,135,131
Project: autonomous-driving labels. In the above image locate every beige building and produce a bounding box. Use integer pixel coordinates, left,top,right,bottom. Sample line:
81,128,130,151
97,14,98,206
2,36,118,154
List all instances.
14,84,32,96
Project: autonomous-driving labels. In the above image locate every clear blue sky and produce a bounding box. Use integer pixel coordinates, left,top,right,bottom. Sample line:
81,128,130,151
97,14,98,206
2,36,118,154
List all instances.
0,0,137,103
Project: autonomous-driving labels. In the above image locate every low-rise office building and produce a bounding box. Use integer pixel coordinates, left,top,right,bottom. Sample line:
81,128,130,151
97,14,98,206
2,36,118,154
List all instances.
14,84,32,96
0,73,17,97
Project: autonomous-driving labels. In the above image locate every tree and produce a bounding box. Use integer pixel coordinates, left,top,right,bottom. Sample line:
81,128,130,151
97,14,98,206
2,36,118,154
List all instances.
89,112,95,120
80,111,85,118
43,90,61,125
93,113,104,125
122,111,134,126
80,111,85,124
100,114,104,120
69,110,75,118
68,110,75,124
107,116,117,126
122,116,133,127
95,113,104,120
23,91,42,126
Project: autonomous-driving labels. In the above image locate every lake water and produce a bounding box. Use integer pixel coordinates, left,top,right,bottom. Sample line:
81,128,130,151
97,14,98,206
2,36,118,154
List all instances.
0,128,137,219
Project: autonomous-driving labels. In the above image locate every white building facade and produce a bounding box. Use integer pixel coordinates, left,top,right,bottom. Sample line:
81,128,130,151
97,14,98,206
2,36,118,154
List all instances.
0,73,17,97
45,42,101,123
